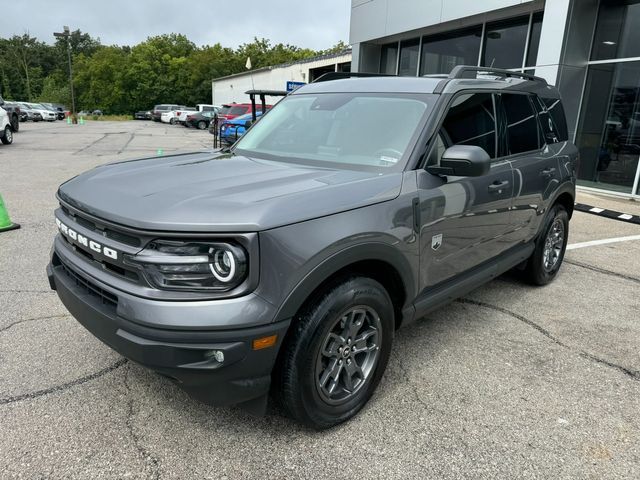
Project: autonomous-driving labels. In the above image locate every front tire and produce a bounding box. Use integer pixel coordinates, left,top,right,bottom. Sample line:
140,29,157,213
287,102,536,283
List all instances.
275,277,394,429
1,125,13,145
197,120,207,130
523,204,569,285
11,114,19,132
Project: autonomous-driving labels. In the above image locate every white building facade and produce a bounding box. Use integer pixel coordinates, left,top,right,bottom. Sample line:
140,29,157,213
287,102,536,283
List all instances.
211,51,352,106
350,0,640,198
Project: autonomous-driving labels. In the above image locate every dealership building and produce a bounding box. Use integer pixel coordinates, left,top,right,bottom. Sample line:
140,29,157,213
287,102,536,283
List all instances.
350,0,640,199
211,50,352,106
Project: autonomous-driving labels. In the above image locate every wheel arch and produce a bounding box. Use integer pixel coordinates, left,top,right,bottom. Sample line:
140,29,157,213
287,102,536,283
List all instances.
551,186,575,218
273,243,416,331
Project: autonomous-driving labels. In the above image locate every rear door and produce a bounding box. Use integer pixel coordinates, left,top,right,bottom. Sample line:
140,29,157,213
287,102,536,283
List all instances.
499,93,564,244
418,92,514,289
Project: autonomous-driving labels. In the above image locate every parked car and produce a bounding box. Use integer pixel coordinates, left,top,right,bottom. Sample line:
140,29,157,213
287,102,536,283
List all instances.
0,106,13,144
196,104,220,113
18,103,43,122
160,110,176,124
0,96,21,131
47,67,576,429
218,103,271,122
184,110,217,129
26,103,57,121
151,104,182,122
134,110,152,120
176,107,197,125
42,102,67,120
219,111,263,144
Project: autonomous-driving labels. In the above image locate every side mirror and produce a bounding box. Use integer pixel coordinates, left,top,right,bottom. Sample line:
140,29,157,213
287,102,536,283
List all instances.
426,145,491,177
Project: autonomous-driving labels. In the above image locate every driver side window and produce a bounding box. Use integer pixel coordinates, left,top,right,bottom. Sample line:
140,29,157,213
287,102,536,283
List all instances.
426,92,497,166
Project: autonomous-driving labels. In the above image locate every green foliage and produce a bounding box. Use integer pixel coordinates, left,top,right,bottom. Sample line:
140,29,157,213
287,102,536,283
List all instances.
0,31,349,114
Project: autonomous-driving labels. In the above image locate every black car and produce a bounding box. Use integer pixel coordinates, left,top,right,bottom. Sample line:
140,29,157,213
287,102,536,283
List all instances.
134,110,152,120
48,67,577,429
185,110,216,129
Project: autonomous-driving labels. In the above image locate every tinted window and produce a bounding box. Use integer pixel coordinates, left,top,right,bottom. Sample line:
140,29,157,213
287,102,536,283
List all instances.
592,0,640,60
542,97,568,141
441,93,496,158
501,94,540,154
419,27,482,75
398,38,420,76
532,96,563,144
380,43,398,74
526,12,543,67
482,16,529,69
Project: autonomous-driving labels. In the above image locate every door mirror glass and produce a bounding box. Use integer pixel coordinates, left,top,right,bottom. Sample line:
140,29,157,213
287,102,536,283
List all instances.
427,145,491,177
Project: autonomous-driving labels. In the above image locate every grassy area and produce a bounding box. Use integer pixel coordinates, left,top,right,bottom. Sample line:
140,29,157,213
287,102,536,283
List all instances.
79,114,133,121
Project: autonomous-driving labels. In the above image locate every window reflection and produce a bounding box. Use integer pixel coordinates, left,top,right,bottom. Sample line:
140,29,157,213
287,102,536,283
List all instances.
482,16,529,69
577,62,640,194
592,0,640,61
398,38,420,76
419,27,482,75
380,43,398,75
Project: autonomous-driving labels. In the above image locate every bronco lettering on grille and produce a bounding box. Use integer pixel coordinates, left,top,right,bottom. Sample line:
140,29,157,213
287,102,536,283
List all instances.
56,218,118,260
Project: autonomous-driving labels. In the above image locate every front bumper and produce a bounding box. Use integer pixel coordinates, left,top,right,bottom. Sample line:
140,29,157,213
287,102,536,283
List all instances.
47,252,290,408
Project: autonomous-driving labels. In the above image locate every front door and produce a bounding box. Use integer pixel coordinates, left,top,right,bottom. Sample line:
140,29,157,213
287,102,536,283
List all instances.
418,92,514,290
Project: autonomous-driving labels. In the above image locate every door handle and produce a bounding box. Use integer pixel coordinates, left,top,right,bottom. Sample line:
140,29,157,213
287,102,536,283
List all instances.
488,180,510,193
540,167,556,177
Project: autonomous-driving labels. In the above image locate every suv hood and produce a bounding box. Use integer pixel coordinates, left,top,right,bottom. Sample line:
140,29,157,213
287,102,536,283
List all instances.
58,151,403,232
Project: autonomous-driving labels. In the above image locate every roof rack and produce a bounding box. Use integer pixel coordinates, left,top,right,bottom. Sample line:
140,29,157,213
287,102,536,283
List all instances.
448,66,547,85
312,72,394,83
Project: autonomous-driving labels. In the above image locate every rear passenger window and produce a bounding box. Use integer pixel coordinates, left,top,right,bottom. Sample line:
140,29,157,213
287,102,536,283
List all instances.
440,93,496,158
540,96,569,142
501,93,540,154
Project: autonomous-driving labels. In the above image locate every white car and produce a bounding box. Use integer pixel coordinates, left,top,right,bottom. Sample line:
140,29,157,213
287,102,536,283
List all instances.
0,107,14,145
26,103,57,121
160,110,178,124
176,107,197,125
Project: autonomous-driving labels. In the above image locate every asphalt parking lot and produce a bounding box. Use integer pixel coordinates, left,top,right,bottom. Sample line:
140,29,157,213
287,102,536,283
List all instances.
1,120,639,479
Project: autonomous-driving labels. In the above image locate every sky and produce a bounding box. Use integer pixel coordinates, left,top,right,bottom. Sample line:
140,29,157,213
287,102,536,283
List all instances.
2,0,351,51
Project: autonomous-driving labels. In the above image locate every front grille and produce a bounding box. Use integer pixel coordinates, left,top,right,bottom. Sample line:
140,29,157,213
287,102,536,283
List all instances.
55,255,118,309
61,205,141,247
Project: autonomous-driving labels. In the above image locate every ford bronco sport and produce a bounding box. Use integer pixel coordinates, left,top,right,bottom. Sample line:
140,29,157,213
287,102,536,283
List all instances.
47,67,577,429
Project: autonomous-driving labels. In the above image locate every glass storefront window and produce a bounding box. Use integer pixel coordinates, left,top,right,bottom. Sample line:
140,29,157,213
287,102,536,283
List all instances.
380,43,398,75
576,62,640,194
419,27,482,75
592,0,640,61
526,12,543,67
398,38,420,76
482,16,529,69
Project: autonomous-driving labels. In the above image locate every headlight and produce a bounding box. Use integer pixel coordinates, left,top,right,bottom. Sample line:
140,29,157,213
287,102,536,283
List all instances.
125,240,247,291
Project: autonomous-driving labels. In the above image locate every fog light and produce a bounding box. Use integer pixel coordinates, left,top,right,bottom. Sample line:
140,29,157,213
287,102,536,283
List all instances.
205,350,225,363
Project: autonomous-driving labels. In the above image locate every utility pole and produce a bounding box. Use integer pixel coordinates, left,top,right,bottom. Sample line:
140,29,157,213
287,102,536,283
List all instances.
53,26,76,121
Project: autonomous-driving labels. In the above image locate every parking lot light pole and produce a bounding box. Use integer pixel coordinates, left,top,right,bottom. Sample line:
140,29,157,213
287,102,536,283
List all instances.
53,26,76,121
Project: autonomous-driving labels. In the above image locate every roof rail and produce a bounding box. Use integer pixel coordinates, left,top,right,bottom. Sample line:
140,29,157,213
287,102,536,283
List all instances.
448,65,547,85
312,72,395,83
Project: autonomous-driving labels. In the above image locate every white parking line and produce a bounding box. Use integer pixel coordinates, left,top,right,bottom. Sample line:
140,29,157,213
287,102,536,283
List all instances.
567,234,640,250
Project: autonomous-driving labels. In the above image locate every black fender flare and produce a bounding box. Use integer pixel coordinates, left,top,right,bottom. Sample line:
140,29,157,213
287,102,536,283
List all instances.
273,242,416,325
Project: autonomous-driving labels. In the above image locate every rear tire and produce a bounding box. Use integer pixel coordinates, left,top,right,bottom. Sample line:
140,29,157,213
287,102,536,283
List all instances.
11,114,19,132
523,204,569,285
275,277,394,429
1,125,13,145
169,118,176,125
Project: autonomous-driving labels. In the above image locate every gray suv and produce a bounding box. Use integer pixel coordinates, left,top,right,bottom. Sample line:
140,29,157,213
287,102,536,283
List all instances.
47,67,577,429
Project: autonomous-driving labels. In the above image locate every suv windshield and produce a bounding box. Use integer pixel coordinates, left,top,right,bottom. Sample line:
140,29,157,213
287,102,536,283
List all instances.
234,93,433,170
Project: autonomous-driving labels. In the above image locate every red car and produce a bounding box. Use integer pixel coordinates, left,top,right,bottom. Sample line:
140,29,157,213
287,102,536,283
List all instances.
218,103,272,122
